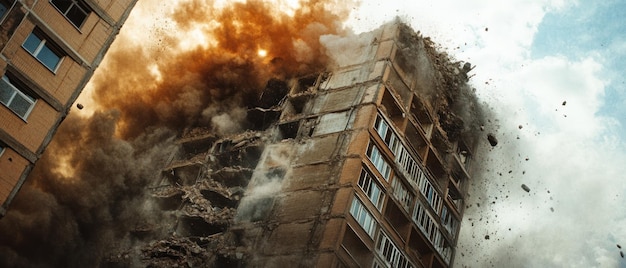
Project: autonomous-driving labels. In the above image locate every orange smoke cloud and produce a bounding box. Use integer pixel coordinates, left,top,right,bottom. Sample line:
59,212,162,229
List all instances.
91,0,350,138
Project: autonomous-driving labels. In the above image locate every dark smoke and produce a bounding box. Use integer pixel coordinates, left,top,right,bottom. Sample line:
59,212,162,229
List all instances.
0,0,349,267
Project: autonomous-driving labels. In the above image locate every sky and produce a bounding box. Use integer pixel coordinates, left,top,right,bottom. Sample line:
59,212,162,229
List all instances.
29,0,624,267
343,0,626,267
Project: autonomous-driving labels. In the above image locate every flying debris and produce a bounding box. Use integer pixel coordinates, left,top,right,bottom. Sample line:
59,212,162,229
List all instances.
484,235,490,240
77,103,84,110
521,184,530,192
487,133,498,147
621,251,624,258
562,101,567,106
618,244,622,249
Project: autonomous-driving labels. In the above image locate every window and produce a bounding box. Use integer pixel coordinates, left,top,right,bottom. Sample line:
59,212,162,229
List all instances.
50,0,90,28
412,201,451,264
358,168,385,212
0,2,7,20
441,206,459,238
391,178,414,212
350,196,377,238
0,75,36,119
367,143,392,180
376,232,413,268
374,114,400,155
421,182,442,213
22,30,64,72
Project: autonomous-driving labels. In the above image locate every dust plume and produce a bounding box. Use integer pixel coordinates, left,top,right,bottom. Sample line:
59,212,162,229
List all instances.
0,0,351,266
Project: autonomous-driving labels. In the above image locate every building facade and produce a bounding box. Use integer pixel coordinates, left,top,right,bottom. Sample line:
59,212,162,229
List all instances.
141,22,481,267
0,0,137,217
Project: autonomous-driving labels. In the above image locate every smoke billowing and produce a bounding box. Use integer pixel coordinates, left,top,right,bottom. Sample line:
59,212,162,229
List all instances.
0,0,351,266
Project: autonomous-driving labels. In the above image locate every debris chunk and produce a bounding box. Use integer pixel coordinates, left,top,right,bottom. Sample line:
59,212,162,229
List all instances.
77,103,84,110
621,251,624,258
562,101,567,106
518,125,523,129
618,244,622,249
521,184,530,192
487,133,498,147
485,235,490,240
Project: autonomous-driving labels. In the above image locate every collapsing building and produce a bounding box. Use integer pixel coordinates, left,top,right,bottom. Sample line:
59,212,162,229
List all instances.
130,22,482,267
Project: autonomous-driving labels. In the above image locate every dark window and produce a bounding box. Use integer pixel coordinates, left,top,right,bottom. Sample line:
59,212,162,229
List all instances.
0,75,36,120
22,30,64,72
0,2,8,19
50,0,90,28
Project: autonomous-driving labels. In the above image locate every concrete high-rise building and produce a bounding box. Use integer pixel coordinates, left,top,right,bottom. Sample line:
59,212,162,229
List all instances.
140,22,481,268
0,0,137,217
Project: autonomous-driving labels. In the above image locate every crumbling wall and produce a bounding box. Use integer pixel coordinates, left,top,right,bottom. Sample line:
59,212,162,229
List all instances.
104,20,485,268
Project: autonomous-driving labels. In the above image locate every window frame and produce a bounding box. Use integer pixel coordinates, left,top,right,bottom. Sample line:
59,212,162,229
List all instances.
357,168,385,212
366,142,392,181
22,30,64,72
375,231,413,268
0,75,36,120
374,114,400,156
49,0,91,29
391,177,414,212
349,196,377,238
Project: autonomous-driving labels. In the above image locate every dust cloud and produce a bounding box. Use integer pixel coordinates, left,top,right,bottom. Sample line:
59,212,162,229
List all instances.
0,0,351,267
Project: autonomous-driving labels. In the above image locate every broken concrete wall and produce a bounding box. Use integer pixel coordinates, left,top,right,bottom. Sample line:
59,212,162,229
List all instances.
116,20,484,268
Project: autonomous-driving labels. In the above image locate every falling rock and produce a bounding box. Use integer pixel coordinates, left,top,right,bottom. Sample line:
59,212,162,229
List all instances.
562,101,567,106
77,103,84,110
521,184,530,192
487,133,498,147
621,251,624,258
618,244,622,249
485,235,490,240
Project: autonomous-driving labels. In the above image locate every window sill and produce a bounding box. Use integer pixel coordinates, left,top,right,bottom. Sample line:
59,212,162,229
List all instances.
0,103,31,123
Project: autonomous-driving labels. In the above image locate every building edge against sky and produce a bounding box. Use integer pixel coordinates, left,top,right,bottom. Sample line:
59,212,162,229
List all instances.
136,21,484,267
0,0,138,217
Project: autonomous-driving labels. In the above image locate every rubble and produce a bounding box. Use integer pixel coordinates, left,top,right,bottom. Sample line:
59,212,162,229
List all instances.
487,133,498,146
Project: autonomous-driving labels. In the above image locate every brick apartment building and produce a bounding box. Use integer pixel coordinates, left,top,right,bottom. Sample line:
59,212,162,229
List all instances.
0,0,137,217
141,22,481,267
